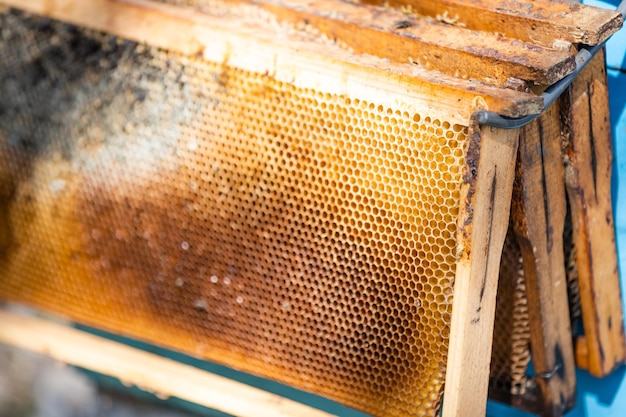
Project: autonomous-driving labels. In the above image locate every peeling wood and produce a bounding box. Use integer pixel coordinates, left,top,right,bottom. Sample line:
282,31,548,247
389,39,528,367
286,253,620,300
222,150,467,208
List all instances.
366,0,623,47
0,0,545,121
560,50,626,377
511,103,576,417
236,0,577,86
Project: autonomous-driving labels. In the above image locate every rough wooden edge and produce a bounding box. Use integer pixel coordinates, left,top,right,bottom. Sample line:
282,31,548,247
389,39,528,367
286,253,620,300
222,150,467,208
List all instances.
511,104,576,417
561,50,626,377
0,0,543,122
442,122,519,417
371,0,623,47
239,0,576,86
0,309,337,417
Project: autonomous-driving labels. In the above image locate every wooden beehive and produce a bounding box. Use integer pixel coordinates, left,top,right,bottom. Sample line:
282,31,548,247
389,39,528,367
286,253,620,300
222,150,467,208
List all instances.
0,1,623,416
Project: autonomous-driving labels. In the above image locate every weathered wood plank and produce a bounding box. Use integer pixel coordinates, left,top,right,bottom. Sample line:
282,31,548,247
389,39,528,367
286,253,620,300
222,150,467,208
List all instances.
367,0,623,48
0,309,336,417
443,122,519,417
0,0,545,121
239,0,576,86
4,0,579,87
561,50,626,377
511,103,576,417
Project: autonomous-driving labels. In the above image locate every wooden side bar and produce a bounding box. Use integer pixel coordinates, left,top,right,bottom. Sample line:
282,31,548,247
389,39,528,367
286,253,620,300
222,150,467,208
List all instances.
443,123,520,417
512,104,576,416
561,51,626,377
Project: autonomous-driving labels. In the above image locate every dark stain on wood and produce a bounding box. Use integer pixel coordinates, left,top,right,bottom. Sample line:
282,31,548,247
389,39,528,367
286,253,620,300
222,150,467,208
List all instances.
461,121,482,230
393,20,412,29
536,118,554,253
477,171,498,315
587,81,598,204
597,340,606,366
554,343,566,381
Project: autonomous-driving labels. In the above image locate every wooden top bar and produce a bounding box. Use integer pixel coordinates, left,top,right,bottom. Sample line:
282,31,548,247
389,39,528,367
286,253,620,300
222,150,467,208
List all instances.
369,0,623,47
0,0,621,117
243,0,577,86
0,0,547,121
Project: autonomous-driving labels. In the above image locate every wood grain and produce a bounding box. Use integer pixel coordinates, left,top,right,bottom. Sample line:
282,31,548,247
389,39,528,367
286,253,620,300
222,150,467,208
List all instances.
238,0,576,86
561,50,626,377
0,0,544,122
443,122,519,417
365,0,623,48
511,103,576,417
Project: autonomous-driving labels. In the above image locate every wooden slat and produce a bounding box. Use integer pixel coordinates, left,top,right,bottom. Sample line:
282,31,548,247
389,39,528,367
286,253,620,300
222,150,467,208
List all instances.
561,50,626,377
511,103,576,417
237,0,576,86
0,309,336,417
3,0,578,88
367,0,623,48
443,123,519,417
0,0,545,121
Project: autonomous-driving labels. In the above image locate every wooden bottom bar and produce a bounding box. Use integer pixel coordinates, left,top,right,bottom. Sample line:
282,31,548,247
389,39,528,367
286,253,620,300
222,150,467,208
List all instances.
0,308,334,417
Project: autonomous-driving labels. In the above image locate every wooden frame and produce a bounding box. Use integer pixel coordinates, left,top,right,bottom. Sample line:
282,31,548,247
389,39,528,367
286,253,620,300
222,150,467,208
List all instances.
511,104,576,417
233,0,576,86
0,2,522,415
0,1,622,416
443,123,519,417
561,51,626,377
486,50,625,415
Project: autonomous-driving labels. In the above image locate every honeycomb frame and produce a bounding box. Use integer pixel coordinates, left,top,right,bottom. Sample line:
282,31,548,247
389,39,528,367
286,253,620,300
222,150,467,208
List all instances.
0,1,537,416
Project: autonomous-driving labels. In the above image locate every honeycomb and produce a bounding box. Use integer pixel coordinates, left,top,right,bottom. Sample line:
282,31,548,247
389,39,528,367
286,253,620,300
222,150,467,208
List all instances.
489,226,532,398
0,10,468,417
488,197,582,411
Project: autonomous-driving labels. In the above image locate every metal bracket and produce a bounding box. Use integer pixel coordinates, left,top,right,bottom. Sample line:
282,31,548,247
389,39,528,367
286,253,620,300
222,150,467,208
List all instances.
476,0,626,129
536,363,562,380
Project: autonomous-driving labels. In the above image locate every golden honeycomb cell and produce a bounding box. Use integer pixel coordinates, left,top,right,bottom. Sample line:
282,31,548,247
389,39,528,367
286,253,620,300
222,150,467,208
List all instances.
488,215,583,409
0,10,468,417
489,227,532,398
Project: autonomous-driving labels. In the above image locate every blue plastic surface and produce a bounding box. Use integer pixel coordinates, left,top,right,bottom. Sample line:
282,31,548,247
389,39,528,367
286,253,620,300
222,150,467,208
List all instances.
489,1,626,415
